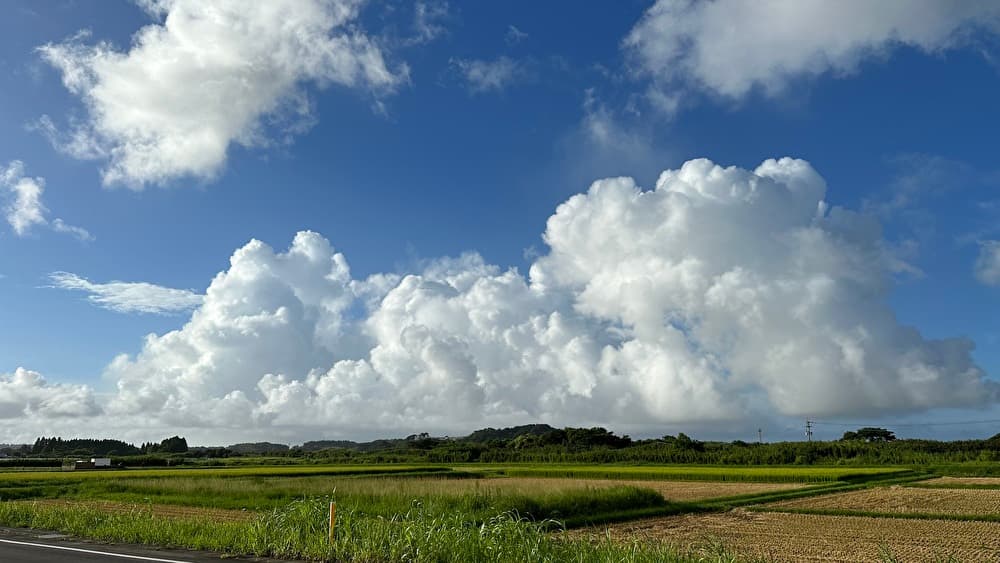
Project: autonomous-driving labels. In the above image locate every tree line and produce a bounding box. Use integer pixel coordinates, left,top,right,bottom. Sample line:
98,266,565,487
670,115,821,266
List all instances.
25,435,188,457
7,426,999,467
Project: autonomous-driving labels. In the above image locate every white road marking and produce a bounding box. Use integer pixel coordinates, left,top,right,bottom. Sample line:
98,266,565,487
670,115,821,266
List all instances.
0,538,193,562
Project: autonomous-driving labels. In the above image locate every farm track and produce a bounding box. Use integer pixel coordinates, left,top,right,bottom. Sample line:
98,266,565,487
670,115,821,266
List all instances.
15,499,255,522
770,485,1000,516
570,509,1000,562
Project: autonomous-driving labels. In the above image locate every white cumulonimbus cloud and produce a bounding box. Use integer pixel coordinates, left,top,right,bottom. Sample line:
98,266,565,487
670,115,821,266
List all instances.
48,272,204,315
0,368,99,420
38,0,406,188
0,160,93,241
975,240,1000,286
625,0,1000,106
4,158,996,443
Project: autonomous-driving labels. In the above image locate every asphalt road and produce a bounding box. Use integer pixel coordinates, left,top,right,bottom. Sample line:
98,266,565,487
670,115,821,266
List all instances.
0,527,293,563
0,538,198,562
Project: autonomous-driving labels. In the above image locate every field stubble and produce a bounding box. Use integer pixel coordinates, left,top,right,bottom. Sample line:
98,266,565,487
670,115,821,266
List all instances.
771,485,1000,516
918,476,1000,487
573,509,1000,562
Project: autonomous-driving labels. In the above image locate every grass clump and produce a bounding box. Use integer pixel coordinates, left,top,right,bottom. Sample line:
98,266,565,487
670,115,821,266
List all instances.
251,497,731,562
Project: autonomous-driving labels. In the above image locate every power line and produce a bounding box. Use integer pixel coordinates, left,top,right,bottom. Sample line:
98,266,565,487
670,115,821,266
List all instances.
811,419,1000,428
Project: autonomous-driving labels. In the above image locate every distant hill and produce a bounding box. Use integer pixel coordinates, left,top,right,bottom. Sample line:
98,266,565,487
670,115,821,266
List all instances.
299,424,558,453
464,424,557,443
299,438,405,453
227,442,289,454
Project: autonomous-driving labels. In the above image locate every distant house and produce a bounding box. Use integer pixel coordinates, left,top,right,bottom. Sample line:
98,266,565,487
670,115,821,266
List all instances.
66,457,113,471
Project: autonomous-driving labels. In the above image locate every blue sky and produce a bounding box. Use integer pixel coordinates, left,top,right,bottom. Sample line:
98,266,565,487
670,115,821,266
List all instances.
1,0,999,444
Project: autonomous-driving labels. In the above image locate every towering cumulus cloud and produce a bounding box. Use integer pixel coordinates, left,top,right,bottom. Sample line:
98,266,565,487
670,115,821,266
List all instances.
39,0,404,187
6,158,996,442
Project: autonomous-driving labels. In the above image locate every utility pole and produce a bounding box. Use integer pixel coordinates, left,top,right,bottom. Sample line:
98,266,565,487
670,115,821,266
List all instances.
805,420,814,442
757,428,763,444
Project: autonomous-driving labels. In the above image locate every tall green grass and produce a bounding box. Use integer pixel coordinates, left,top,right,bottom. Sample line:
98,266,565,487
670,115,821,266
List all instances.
0,498,746,563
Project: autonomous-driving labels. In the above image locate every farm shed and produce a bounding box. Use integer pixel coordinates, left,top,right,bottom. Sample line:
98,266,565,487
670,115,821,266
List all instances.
65,457,114,470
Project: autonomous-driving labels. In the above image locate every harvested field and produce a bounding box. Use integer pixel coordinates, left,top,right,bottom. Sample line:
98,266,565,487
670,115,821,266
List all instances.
919,476,1000,487
16,499,254,522
570,510,1000,562
771,486,1000,516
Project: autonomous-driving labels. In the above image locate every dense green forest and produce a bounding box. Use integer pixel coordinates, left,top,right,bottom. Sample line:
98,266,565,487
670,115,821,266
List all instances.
4,424,998,467
16,436,189,458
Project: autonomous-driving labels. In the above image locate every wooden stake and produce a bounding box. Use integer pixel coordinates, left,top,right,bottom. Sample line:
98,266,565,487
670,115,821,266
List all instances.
329,501,337,542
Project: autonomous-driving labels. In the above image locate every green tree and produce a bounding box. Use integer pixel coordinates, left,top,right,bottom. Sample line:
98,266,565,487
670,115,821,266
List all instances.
841,427,895,442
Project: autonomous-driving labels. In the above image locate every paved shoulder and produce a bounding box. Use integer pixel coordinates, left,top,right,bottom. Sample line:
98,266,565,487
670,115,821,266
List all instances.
0,527,295,563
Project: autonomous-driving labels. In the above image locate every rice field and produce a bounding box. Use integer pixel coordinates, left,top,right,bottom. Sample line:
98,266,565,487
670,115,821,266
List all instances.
0,472,668,521
0,463,969,562
486,464,909,483
527,478,807,502
50,475,806,508
0,466,686,561
0,463,449,483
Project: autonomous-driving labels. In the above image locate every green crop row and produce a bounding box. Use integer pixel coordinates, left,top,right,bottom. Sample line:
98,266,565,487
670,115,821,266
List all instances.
0,464,452,483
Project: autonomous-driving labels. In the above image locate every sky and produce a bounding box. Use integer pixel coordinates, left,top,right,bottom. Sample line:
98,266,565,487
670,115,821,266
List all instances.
1,0,1000,446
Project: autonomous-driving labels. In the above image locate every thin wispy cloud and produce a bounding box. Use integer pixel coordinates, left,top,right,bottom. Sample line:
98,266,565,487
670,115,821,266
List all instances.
408,0,449,45
505,25,528,45
1,160,91,241
975,241,1000,286
48,272,203,315
450,56,525,93
51,218,94,242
